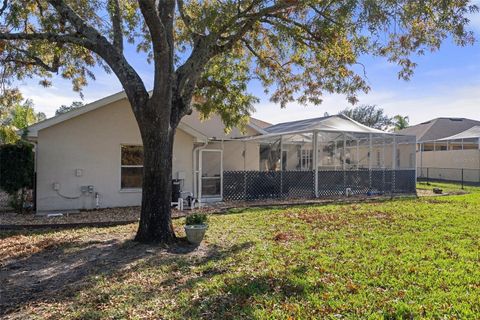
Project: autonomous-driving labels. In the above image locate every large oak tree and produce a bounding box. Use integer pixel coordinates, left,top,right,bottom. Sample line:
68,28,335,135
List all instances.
0,0,477,243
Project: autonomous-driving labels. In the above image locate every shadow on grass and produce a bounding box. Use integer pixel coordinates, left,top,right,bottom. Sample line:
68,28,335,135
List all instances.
179,267,311,319
0,229,255,318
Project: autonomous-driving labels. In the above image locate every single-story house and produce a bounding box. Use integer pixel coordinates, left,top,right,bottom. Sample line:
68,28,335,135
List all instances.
26,91,417,212
398,118,480,182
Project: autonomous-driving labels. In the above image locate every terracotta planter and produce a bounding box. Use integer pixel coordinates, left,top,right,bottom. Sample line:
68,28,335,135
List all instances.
184,224,208,245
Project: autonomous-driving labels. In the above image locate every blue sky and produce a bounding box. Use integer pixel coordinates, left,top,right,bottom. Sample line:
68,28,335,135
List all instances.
19,10,480,126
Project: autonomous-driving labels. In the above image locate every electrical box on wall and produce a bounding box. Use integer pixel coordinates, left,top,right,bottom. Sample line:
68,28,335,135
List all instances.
80,185,95,193
75,169,83,177
52,183,60,191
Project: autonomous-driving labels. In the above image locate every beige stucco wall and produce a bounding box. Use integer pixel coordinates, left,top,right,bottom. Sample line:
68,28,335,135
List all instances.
182,109,258,140
417,150,480,169
36,98,195,211
416,149,480,182
205,141,260,171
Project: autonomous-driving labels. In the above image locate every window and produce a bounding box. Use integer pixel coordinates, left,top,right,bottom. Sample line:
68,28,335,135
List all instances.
121,145,143,189
300,148,313,170
422,143,434,151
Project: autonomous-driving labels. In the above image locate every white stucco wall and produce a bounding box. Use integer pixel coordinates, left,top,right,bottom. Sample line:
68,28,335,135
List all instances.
36,98,195,211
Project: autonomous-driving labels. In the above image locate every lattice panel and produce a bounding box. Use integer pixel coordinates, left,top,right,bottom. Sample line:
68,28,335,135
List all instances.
394,170,416,193
344,170,371,195
245,171,282,200
223,171,246,201
223,169,416,201
371,170,388,193
317,170,345,197
281,171,315,198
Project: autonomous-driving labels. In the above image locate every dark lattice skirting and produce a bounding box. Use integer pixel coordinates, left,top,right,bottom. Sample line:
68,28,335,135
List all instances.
223,170,416,201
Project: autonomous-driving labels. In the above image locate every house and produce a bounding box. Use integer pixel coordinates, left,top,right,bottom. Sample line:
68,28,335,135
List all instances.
398,118,480,182
26,91,417,212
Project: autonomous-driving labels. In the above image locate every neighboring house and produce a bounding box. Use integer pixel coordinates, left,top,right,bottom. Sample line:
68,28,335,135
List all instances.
26,91,416,212
398,118,480,182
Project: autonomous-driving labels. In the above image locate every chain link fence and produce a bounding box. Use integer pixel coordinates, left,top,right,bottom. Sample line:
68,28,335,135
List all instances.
223,169,416,201
417,167,480,186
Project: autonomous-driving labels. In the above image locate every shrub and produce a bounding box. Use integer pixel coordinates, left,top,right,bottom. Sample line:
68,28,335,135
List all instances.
0,141,34,213
185,213,208,225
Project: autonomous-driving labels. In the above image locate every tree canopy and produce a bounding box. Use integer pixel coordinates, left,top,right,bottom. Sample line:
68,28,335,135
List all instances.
338,105,411,131
0,1,477,129
0,89,45,144
339,104,393,130
55,101,85,115
392,114,410,131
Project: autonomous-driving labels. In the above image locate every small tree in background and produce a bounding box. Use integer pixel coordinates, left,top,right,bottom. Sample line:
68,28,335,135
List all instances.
339,105,393,131
55,101,85,116
0,90,46,144
0,141,35,213
393,115,410,131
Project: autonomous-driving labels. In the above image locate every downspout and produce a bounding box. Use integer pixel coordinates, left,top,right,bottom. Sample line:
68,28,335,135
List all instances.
33,140,38,213
193,139,208,199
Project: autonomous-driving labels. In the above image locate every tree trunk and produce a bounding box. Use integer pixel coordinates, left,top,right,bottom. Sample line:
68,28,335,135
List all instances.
134,117,177,244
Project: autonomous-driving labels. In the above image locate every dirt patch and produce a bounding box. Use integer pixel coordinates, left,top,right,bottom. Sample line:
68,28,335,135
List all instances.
0,226,211,318
0,233,79,265
0,206,189,226
273,231,304,243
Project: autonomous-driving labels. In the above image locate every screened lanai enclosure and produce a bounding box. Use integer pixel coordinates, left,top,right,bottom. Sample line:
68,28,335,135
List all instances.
200,115,417,201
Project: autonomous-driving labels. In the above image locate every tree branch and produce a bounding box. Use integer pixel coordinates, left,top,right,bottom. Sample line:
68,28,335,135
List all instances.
45,0,149,112
0,0,8,16
177,0,202,42
0,32,90,46
108,0,123,52
11,47,60,73
174,1,299,120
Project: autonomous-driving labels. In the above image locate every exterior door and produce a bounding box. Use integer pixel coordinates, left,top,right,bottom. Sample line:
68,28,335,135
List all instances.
199,149,223,200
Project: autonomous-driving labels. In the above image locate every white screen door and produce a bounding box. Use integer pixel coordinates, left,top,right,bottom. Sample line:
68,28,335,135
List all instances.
199,149,223,199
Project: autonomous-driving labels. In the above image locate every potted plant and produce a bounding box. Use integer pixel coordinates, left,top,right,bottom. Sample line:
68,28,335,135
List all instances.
184,213,208,245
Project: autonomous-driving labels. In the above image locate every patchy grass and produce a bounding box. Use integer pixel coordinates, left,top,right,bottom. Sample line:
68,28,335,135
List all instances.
417,180,479,194
2,188,480,319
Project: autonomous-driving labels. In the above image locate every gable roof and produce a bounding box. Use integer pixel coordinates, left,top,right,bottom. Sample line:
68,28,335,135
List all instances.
249,117,272,129
25,90,268,140
438,125,480,141
263,114,385,135
398,117,480,142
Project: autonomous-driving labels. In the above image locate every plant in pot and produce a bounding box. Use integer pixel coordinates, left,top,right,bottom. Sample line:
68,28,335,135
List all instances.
184,213,208,245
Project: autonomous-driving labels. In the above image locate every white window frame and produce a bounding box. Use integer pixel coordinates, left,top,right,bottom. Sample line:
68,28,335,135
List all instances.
300,147,313,170
198,149,223,200
120,144,143,191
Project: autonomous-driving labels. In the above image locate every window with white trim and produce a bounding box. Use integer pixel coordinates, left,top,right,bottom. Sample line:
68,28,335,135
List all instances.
300,148,313,170
121,145,143,189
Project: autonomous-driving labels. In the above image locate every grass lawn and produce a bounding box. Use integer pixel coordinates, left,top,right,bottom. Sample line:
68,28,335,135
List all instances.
1,183,480,319
416,180,479,194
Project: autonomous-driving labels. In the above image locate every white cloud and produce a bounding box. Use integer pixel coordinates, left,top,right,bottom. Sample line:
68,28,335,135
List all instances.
18,73,123,117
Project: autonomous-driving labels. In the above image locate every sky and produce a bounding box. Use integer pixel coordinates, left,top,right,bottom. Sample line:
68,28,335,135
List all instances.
17,10,480,127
